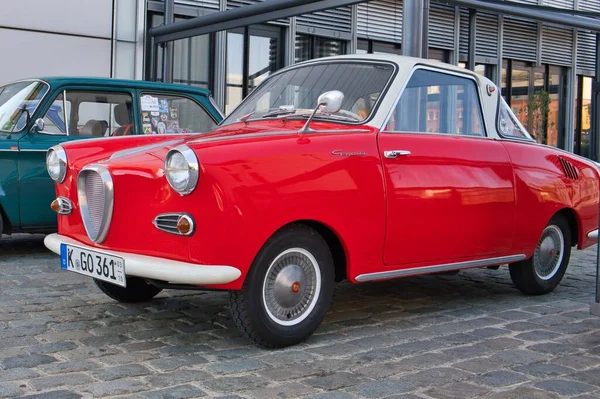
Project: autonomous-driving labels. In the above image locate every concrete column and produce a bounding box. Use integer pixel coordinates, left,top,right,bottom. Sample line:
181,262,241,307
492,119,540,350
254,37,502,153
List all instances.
402,0,424,58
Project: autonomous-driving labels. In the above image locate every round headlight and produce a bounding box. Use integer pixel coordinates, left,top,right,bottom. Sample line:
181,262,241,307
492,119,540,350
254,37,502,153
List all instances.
46,146,67,183
165,145,199,195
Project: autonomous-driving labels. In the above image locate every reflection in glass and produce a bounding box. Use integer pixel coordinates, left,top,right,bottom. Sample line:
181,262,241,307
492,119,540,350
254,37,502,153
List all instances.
546,68,559,147
295,35,345,63
578,77,593,158
173,34,211,89
226,32,244,115
511,65,530,133
248,36,278,93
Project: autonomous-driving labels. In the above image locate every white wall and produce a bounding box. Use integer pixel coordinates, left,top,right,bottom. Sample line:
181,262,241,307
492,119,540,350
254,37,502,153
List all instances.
0,0,143,86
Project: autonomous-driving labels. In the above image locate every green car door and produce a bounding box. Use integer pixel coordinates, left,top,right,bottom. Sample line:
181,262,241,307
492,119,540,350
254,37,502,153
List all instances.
18,86,138,228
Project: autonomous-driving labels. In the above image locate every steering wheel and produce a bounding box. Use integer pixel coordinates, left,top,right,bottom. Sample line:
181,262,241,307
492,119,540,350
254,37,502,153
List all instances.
335,109,363,121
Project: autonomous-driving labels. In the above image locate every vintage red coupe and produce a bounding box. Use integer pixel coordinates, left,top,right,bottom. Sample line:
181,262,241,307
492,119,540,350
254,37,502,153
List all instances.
45,55,599,347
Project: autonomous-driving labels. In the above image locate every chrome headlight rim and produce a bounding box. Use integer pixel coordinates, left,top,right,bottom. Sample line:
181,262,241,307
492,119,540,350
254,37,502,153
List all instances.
46,145,67,183
164,145,199,196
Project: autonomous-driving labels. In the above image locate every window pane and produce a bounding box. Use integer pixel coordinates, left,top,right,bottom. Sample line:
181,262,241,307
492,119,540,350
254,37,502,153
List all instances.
510,66,530,131
226,32,244,115
248,35,278,94
580,76,593,158
497,97,533,140
386,69,485,136
315,37,345,58
41,94,67,134
65,91,133,137
173,34,211,89
140,93,215,134
295,34,313,63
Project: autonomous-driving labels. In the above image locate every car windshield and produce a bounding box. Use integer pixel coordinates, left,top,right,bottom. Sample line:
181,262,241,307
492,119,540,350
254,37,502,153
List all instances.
0,80,49,133
223,61,395,125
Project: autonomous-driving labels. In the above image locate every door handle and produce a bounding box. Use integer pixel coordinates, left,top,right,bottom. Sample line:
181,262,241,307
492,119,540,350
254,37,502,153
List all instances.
384,150,411,159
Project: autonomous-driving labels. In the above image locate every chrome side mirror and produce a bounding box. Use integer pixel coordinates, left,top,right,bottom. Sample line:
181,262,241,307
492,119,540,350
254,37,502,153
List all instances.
299,90,345,133
30,118,44,133
317,90,344,114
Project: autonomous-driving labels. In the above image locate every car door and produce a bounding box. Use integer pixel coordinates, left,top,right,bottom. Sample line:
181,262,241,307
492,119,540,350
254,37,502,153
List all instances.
378,67,516,267
18,87,136,228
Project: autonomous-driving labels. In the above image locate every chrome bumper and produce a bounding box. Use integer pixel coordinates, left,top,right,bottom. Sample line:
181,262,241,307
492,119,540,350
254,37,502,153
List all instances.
587,229,598,241
44,233,241,285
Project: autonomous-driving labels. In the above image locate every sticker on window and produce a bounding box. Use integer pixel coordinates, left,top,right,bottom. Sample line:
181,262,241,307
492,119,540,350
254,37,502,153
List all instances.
141,95,159,112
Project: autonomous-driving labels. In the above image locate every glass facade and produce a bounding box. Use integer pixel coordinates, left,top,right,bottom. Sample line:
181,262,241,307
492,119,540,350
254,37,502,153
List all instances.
501,60,567,148
148,14,212,90
144,2,597,158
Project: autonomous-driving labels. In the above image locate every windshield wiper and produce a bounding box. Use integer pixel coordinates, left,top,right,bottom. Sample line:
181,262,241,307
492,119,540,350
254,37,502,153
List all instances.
281,111,358,123
262,108,297,118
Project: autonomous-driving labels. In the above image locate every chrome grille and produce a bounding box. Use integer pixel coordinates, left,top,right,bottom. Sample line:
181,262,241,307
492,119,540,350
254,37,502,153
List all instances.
77,165,114,243
153,214,181,234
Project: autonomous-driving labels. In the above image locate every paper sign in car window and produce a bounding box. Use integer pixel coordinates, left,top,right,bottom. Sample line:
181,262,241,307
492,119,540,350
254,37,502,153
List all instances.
141,95,160,112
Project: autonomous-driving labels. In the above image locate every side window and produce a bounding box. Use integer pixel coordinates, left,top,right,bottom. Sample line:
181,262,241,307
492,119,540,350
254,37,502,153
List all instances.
40,93,70,135
386,69,485,136
64,91,134,137
139,93,216,135
497,96,533,140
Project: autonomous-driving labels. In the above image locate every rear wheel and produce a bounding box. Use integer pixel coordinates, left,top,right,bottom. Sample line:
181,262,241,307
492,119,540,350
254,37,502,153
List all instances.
509,214,571,295
230,225,334,348
94,277,162,303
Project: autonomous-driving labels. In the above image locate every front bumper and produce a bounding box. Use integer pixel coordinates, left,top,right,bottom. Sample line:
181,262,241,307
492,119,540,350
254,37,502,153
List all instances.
44,233,241,285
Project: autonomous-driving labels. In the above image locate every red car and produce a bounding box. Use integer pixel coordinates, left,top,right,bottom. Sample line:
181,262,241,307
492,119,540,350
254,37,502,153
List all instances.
45,55,600,348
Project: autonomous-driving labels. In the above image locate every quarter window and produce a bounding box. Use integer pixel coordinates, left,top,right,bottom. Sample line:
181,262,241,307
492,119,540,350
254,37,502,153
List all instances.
139,94,216,134
497,96,533,140
386,69,485,136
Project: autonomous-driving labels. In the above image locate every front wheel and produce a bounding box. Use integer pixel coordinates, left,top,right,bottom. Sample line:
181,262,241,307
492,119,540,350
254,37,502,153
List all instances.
509,214,572,295
230,225,334,348
94,277,163,303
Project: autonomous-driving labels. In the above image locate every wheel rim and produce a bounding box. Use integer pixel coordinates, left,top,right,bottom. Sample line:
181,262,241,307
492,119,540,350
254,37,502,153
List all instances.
262,248,321,326
533,225,564,280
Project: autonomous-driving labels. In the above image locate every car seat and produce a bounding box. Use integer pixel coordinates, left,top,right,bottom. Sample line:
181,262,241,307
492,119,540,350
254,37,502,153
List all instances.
111,103,134,136
80,119,108,137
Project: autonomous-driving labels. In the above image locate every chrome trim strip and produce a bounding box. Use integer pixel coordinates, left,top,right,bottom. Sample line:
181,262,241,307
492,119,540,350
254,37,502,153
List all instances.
190,129,371,145
355,254,526,282
587,229,598,240
108,139,182,160
152,213,195,236
77,164,114,244
19,149,49,152
55,196,73,215
63,89,69,136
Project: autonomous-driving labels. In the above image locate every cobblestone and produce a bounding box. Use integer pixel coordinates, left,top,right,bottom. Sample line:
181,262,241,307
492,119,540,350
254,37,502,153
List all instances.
1,234,600,398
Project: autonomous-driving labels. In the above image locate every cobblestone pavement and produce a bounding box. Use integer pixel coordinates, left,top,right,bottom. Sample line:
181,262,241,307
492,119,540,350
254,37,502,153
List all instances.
1,234,599,399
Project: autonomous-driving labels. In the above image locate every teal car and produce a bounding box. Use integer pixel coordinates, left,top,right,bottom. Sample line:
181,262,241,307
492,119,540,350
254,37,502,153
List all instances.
0,77,223,236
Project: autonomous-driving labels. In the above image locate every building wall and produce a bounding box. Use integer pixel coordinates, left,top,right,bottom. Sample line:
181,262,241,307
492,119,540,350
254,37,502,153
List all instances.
0,0,145,86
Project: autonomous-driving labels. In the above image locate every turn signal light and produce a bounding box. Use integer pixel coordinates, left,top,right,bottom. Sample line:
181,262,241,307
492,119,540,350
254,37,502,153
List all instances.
50,197,73,215
50,199,60,212
176,215,194,236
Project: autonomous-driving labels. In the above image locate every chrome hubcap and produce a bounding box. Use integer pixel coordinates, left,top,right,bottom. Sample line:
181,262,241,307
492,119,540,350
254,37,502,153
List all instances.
533,225,564,280
262,248,321,326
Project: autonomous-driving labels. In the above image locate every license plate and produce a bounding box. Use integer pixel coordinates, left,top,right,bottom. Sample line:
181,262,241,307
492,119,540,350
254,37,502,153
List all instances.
60,244,126,287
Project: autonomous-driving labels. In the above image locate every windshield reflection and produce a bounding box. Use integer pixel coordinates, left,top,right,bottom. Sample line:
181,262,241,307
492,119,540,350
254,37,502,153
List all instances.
0,80,49,133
